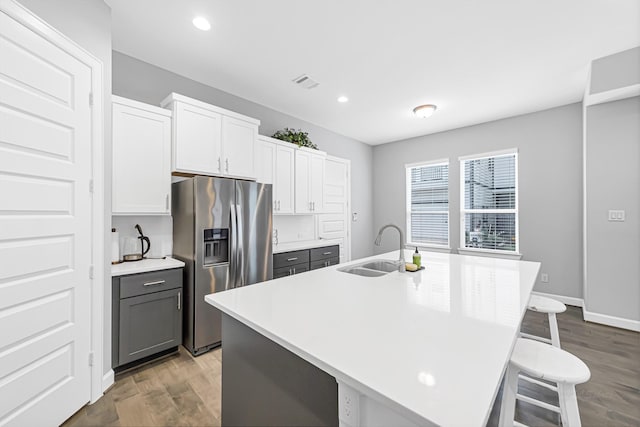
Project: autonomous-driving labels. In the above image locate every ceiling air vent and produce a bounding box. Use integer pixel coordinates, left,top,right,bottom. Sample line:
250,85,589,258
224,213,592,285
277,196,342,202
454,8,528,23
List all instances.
292,74,319,90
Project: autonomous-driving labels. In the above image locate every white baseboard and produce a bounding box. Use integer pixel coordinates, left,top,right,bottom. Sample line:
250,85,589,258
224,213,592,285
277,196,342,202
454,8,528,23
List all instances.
102,369,115,393
531,291,584,308
583,309,640,332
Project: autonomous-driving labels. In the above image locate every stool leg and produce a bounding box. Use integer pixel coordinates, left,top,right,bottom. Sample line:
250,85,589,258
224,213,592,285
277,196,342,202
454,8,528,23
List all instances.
549,312,561,348
558,382,582,427
499,364,519,427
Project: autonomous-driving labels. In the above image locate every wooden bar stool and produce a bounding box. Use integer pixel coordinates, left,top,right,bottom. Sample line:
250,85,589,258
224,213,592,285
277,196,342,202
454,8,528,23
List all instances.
499,338,591,427
521,294,566,348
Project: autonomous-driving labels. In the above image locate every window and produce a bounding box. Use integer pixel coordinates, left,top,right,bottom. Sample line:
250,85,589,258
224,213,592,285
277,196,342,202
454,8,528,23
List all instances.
406,160,449,247
460,150,518,253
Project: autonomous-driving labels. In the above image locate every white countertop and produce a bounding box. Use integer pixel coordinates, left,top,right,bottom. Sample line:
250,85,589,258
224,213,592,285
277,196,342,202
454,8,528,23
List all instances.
111,257,185,277
206,250,540,426
273,239,342,254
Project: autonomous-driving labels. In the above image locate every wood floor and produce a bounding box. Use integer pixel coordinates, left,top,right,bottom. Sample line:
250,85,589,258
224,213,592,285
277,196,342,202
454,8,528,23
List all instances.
64,306,639,427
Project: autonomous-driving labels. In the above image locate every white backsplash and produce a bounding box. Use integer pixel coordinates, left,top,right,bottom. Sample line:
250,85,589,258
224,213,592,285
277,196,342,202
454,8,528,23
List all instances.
112,215,173,258
273,215,316,243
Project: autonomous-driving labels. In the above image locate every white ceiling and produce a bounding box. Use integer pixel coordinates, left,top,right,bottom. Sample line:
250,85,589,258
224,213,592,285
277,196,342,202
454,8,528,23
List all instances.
107,0,640,145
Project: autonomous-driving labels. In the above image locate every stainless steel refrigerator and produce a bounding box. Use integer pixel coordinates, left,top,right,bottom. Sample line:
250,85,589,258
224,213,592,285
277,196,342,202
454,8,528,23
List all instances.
172,176,273,356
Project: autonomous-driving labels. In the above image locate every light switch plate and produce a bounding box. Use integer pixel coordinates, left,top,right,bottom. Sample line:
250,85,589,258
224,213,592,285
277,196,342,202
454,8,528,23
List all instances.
352,212,358,222
608,210,625,222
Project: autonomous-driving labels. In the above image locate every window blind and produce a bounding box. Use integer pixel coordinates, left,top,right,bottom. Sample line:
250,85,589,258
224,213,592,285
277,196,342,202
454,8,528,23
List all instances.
406,162,449,247
461,153,518,252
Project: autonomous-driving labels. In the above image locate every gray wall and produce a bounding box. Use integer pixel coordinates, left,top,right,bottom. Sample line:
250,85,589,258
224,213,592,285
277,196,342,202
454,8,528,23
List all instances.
112,51,373,260
17,0,113,379
372,104,583,298
585,97,640,321
590,47,640,95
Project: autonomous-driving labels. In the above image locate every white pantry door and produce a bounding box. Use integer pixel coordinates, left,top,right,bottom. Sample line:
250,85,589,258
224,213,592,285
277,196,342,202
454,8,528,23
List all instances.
0,6,93,426
318,157,351,262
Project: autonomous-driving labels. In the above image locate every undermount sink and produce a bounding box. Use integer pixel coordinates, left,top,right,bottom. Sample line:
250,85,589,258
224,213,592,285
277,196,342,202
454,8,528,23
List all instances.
338,259,400,277
359,260,399,273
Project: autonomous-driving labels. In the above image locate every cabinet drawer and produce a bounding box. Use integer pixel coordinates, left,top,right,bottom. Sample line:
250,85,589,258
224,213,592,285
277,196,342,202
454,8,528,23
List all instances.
310,257,340,271
274,263,309,278
310,245,339,262
119,268,182,299
273,250,309,269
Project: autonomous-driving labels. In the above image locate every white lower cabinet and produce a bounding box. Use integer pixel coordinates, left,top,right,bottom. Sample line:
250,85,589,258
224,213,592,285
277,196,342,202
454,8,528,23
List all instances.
295,148,325,214
112,95,172,215
161,93,259,179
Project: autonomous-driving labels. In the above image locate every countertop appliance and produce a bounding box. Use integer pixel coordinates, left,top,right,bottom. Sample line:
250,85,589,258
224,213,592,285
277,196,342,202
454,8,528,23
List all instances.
122,224,151,262
172,176,273,355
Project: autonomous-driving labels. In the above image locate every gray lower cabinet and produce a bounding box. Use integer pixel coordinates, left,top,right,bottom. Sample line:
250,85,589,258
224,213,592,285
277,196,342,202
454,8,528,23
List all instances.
274,245,339,277
112,268,183,369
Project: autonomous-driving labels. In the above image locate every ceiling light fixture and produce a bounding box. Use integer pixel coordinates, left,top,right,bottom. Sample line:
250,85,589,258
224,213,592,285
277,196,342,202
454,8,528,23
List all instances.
192,16,211,31
413,104,437,118
337,96,349,103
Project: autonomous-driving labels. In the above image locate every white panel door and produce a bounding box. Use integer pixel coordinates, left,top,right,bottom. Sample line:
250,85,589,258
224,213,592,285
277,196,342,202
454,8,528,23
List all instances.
174,102,221,175
0,8,93,426
112,98,171,214
295,150,311,213
318,157,351,262
274,144,294,214
222,116,256,179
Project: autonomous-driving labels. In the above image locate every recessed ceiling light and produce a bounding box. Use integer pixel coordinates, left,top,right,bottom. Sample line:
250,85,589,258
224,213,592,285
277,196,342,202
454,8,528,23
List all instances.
192,16,211,31
413,104,437,118
337,96,349,103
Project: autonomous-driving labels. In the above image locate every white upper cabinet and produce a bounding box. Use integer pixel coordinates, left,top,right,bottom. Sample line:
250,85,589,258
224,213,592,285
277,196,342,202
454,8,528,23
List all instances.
112,96,172,215
173,101,221,175
256,135,295,214
161,93,259,179
222,116,256,179
274,142,295,214
295,148,326,214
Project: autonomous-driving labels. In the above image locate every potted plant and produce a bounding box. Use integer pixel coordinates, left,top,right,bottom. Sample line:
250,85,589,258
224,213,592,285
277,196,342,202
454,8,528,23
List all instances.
272,128,318,150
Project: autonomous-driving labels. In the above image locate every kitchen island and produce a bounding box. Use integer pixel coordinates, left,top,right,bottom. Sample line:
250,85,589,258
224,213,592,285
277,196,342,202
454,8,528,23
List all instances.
205,250,540,426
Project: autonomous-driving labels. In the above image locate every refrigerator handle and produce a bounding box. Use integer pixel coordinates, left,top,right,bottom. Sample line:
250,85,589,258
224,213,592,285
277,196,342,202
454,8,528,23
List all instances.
229,203,238,289
236,203,245,287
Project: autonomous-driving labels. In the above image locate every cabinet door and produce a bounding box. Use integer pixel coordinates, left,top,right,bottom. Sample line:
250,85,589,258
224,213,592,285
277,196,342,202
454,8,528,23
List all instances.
222,116,257,179
174,102,222,175
310,153,325,213
274,144,295,214
295,150,311,214
119,288,182,366
112,101,171,214
255,139,275,184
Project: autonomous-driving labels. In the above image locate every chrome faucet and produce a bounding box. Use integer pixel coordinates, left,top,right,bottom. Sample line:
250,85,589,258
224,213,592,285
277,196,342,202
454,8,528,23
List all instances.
374,224,405,272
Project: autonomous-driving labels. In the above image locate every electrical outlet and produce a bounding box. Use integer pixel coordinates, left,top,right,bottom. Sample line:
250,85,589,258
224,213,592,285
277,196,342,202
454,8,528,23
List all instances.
541,273,549,283
338,384,360,426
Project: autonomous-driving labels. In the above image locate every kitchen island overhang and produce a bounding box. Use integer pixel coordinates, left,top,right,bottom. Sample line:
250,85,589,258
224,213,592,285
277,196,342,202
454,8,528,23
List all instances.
206,250,541,426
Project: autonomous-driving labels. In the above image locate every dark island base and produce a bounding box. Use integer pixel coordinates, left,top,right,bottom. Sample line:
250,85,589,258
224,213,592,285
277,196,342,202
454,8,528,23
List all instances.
221,314,338,426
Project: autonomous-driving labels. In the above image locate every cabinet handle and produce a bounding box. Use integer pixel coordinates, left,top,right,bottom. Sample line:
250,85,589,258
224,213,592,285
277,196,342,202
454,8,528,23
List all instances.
325,260,329,267
323,252,332,255
278,200,281,210
218,157,221,171
288,268,292,275
287,257,298,262
225,158,229,172
293,267,296,274
177,291,181,310
165,194,169,211
143,280,165,287
312,202,315,211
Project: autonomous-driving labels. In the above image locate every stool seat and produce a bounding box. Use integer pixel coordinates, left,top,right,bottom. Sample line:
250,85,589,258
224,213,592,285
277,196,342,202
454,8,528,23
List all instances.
527,295,566,314
511,338,591,384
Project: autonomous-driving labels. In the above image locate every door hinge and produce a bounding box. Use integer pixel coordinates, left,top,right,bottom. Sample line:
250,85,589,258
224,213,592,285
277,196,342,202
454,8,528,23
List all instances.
88,352,94,367
89,265,94,279
89,92,94,107
89,179,94,193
